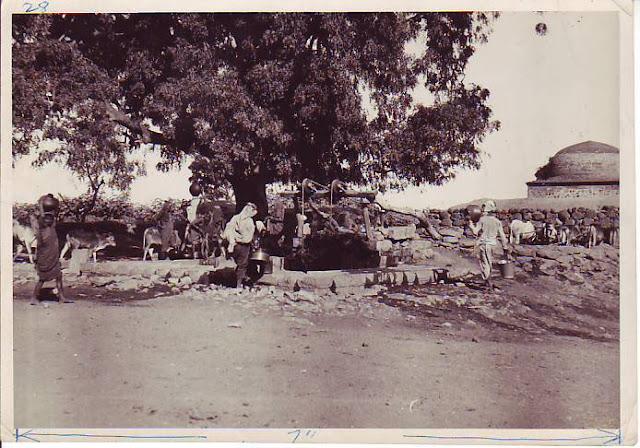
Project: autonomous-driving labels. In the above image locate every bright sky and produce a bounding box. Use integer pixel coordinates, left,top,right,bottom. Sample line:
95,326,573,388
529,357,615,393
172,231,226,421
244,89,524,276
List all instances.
12,11,619,208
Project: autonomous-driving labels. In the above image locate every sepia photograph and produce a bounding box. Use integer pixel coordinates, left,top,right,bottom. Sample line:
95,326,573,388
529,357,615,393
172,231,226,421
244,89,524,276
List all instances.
2,0,635,443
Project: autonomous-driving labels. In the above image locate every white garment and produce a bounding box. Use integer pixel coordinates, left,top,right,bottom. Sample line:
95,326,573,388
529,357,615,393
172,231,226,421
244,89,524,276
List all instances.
222,205,257,252
187,197,202,223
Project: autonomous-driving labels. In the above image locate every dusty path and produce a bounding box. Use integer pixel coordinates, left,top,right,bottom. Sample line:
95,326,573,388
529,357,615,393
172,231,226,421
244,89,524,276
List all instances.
13,278,618,429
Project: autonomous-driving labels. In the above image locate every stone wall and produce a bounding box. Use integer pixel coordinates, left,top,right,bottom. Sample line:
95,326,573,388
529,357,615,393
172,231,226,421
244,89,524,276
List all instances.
376,205,620,263
527,184,619,200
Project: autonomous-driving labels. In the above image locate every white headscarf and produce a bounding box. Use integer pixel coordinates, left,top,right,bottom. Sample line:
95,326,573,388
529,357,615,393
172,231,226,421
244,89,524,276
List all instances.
482,200,497,213
223,203,258,247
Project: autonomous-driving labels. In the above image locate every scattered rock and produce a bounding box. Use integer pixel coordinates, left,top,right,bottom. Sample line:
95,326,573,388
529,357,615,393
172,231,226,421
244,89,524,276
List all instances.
167,277,180,286
556,255,574,266
386,224,417,241
458,238,476,248
513,245,537,257
376,240,393,252
92,279,116,288
442,235,460,244
558,271,585,284
533,258,558,276
149,274,161,283
536,246,563,260
439,227,464,238
179,276,193,286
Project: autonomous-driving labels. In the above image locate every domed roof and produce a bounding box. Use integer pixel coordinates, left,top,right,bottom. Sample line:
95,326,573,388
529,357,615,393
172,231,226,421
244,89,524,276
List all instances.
555,141,619,155
530,141,619,185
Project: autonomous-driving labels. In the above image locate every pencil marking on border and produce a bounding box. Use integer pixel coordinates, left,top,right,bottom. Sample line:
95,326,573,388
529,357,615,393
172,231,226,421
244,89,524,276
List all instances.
403,428,622,444
13,429,207,442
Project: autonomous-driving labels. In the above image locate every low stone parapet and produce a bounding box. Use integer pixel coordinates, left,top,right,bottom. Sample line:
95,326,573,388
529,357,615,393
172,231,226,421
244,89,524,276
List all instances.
78,258,225,283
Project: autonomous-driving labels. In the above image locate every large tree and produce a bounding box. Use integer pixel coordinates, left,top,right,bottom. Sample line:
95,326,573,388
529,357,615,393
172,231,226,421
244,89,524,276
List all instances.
32,103,145,221
13,12,500,217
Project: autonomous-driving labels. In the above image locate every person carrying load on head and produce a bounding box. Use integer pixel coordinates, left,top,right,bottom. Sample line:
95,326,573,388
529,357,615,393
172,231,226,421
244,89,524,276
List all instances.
467,200,511,290
222,202,262,288
32,194,71,305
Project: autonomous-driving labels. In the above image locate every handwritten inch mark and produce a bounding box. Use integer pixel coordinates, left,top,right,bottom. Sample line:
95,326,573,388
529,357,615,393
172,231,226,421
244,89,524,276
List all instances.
288,429,319,443
23,1,49,13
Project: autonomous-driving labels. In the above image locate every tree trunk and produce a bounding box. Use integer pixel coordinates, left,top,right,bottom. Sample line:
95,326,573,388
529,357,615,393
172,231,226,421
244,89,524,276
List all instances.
231,174,268,220
80,181,103,223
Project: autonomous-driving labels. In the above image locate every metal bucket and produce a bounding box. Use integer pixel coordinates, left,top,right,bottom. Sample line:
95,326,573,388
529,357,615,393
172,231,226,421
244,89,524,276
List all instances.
261,259,273,275
498,260,515,279
249,249,270,262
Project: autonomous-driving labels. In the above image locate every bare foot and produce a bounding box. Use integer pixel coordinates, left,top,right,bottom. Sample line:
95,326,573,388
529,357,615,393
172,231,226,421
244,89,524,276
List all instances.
30,299,39,306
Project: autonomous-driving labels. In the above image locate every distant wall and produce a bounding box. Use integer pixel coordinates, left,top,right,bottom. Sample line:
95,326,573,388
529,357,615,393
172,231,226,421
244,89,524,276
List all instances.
528,184,619,200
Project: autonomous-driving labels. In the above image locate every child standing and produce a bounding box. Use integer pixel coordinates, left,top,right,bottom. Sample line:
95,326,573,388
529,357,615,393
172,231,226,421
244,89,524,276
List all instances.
31,211,70,305
468,200,511,290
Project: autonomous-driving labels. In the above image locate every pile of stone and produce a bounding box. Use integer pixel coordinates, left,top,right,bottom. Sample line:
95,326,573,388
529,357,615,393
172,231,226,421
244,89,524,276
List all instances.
373,224,434,264
165,281,394,321
511,243,618,292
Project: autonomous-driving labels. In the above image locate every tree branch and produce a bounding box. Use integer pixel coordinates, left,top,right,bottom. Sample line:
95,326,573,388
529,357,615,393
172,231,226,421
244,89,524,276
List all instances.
104,103,170,146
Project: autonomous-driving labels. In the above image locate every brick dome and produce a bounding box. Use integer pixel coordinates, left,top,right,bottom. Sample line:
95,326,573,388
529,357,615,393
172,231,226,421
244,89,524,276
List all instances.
532,141,619,185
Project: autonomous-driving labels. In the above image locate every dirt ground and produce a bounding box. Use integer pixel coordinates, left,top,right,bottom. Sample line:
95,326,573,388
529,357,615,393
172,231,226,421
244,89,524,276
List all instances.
12,259,619,429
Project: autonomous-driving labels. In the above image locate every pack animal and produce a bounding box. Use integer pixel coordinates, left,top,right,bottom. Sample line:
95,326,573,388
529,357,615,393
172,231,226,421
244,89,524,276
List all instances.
558,225,576,246
13,219,37,263
59,229,116,263
538,222,558,245
184,208,226,261
560,224,591,247
509,219,537,244
142,226,181,261
587,224,606,249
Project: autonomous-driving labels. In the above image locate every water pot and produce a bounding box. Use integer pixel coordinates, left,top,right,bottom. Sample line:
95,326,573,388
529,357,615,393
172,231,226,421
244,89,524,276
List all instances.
40,194,59,212
467,204,482,223
189,182,203,197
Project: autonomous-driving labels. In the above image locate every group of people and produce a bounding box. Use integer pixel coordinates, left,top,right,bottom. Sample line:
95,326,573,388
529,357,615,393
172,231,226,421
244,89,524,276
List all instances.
25,184,614,300
152,195,266,289
26,188,270,308
465,199,619,290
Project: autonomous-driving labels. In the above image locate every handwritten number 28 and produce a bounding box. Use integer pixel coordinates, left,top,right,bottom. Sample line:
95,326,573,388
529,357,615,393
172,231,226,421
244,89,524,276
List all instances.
24,1,49,12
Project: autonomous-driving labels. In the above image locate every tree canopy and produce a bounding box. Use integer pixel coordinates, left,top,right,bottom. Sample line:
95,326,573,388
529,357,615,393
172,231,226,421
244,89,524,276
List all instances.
13,12,500,216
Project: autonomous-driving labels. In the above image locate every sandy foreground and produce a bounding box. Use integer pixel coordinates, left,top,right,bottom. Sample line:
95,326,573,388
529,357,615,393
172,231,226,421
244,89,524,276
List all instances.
12,263,619,429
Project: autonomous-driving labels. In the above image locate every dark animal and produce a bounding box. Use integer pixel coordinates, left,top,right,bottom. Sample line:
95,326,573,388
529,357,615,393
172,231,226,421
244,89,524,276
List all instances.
142,226,181,261
59,229,116,263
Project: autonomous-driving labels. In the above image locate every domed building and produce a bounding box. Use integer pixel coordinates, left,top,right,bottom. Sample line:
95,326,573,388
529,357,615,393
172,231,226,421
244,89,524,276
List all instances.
527,141,619,201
